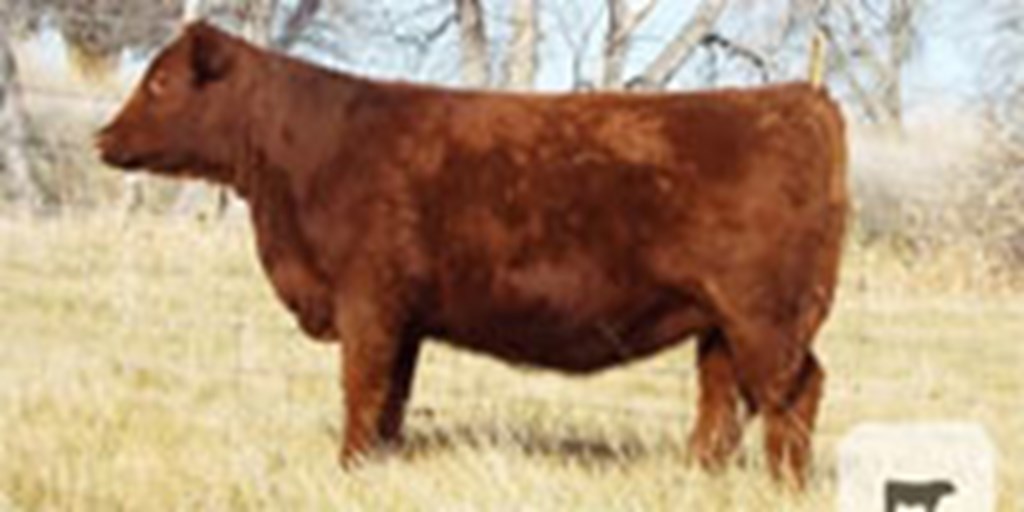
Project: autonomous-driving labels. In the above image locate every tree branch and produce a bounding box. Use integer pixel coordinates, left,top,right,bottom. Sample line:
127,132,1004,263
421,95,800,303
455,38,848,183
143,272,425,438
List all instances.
701,32,773,83
631,0,728,90
392,14,456,52
818,20,891,124
275,0,322,50
602,0,656,89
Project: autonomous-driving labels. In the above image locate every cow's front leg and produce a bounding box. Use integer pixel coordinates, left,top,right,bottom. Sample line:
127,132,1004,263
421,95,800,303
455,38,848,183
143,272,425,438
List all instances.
336,296,420,467
378,337,422,441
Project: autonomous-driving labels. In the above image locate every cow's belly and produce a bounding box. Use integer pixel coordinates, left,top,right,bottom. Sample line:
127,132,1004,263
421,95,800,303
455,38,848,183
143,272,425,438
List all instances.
427,269,713,372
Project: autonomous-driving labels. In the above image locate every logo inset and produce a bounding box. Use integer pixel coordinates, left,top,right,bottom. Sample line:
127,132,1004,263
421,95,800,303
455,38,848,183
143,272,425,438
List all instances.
885,479,956,512
838,422,995,512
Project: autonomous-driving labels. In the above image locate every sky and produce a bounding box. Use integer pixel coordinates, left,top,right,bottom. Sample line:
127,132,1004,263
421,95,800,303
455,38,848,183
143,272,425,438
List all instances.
15,0,998,116
305,0,998,114
900,0,988,106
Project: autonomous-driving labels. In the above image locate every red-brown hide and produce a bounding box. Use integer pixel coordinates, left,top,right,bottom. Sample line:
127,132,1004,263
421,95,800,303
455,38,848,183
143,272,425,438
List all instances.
97,21,848,485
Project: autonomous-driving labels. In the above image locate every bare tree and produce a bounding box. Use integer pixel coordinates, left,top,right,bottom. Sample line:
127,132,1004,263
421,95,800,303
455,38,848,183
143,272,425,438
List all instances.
820,0,923,127
630,0,729,89
982,0,1024,148
456,0,489,86
0,29,46,212
502,0,538,90
276,0,323,50
602,0,656,89
6,0,945,216
979,0,1024,262
53,0,182,81
0,3,55,213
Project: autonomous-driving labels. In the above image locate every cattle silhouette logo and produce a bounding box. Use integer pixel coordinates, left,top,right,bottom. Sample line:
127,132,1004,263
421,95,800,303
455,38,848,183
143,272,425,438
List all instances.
838,423,995,512
884,479,956,512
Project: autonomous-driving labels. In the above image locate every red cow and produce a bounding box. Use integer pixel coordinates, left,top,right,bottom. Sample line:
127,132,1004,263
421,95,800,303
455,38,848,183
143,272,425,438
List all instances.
97,21,848,485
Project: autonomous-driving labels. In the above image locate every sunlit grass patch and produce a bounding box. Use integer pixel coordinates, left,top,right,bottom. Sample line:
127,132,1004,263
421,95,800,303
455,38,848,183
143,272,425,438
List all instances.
0,215,1020,510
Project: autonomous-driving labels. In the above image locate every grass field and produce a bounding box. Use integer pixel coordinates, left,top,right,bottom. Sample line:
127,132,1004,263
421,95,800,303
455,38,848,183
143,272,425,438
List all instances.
0,215,1021,511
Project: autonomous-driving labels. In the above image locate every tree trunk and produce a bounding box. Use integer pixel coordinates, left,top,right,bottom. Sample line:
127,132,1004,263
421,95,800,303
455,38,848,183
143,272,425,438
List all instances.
456,0,489,87
884,0,915,126
241,0,278,45
502,0,537,90
275,0,321,50
828,0,915,128
602,0,656,89
631,0,728,90
0,29,45,213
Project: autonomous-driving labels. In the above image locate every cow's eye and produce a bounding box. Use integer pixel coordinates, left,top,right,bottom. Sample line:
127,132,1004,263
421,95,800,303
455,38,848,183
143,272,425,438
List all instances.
147,73,168,98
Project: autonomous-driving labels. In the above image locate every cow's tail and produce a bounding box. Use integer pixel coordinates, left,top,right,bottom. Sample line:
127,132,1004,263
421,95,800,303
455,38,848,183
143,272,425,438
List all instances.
807,29,828,89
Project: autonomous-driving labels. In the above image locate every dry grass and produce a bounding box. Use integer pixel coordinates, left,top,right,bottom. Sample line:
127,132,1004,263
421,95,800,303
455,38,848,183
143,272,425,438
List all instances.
0,215,1021,511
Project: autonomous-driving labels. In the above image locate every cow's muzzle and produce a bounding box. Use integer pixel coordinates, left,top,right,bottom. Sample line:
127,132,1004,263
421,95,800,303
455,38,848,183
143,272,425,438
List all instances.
95,129,144,170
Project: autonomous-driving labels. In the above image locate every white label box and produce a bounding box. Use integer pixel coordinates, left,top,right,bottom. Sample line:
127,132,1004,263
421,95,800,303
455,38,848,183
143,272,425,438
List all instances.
838,422,996,512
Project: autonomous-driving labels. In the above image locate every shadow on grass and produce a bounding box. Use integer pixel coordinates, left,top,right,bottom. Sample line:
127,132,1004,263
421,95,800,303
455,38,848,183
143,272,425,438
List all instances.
396,415,685,468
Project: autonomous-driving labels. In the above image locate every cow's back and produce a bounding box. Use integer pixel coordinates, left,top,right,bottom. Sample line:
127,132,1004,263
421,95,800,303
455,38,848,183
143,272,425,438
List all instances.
397,83,847,370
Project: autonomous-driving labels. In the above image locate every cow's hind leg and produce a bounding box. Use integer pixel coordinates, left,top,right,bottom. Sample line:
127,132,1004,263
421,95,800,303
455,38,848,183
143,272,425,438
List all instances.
724,321,825,486
687,328,754,471
762,352,824,485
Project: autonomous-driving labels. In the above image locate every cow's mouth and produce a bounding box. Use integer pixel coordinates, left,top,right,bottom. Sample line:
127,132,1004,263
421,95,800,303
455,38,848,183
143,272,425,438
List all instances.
96,132,145,170
98,145,190,174
99,149,146,170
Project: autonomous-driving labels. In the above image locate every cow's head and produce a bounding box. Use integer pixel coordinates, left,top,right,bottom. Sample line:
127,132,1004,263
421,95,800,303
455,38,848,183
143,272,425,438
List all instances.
934,481,956,496
96,21,248,185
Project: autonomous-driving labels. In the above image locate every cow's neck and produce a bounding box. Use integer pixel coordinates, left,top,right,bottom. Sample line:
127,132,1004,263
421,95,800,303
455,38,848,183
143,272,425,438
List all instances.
229,54,339,289
236,52,366,196
243,160,331,298
228,52,383,288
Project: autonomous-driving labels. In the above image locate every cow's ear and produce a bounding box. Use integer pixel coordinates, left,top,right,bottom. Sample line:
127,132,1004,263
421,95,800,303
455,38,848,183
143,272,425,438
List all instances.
188,23,234,87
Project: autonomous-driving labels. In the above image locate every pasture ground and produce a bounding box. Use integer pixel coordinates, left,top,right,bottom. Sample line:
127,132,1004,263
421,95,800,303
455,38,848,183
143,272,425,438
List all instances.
0,215,1020,511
